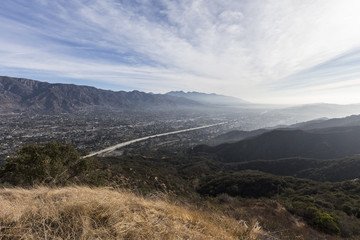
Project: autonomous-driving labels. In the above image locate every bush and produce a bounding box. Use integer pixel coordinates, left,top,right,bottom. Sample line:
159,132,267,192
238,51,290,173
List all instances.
302,206,340,235
313,211,340,235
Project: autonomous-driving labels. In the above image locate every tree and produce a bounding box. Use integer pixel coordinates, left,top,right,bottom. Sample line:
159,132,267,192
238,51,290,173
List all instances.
0,142,103,186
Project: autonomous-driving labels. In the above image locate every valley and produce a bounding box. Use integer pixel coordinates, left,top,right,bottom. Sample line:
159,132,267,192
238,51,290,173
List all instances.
82,122,227,158
2,77,360,239
2,1,360,239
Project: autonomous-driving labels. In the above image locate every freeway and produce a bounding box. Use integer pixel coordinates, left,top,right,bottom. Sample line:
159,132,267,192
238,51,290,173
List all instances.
81,122,226,158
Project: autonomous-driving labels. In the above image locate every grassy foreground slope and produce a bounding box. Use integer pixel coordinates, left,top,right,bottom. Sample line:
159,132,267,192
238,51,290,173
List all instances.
2,142,358,239
0,186,263,240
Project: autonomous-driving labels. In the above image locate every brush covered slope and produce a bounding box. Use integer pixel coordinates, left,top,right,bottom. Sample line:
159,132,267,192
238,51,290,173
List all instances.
195,126,360,162
2,142,360,239
0,186,264,240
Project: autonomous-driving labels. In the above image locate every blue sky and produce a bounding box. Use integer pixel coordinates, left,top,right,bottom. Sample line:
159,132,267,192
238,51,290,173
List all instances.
1,0,360,104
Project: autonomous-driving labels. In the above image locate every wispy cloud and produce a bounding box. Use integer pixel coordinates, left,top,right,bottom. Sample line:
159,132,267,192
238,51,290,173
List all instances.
1,0,360,103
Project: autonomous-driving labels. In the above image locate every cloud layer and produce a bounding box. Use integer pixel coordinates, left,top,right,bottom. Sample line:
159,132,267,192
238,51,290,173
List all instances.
1,0,360,103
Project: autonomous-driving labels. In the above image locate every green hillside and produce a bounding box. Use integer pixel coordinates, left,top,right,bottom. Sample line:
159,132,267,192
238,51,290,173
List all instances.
2,141,360,238
195,126,360,162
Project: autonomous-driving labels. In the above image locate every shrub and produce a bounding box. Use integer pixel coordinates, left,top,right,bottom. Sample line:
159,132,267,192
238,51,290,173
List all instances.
313,211,340,235
303,206,340,235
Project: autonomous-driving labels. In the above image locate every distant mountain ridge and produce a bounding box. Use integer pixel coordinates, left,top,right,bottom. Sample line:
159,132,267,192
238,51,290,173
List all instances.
212,114,360,145
166,91,249,106
0,76,199,113
288,114,360,130
269,103,360,120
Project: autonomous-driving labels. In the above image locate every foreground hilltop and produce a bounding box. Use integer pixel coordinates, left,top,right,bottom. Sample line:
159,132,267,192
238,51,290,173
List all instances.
1,142,353,239
0,186,263,240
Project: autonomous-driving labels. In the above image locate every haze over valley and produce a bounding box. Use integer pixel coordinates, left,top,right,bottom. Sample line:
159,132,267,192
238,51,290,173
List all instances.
2,1,360,239
2,76,360,238
3,76,360,161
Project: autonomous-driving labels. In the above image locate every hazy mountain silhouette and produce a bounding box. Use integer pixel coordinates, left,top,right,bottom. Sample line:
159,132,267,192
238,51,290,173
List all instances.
269,103,360,120
288,114,360,130
166,91,249,106
0,76,199,113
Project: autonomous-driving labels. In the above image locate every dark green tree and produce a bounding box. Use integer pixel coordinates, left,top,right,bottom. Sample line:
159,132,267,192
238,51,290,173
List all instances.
0,142,105,186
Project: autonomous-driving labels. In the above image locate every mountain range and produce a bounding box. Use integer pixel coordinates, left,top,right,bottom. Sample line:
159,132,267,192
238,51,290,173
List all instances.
3,76,360,120
0,76,199,113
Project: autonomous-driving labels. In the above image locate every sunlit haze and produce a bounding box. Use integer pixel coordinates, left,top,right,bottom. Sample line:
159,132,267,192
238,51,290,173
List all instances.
1,0,360,104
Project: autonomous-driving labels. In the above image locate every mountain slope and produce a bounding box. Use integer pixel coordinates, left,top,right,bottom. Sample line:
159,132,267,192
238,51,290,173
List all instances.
0,76,198,113
195,126,360,162
212,114,360,146
224,157,360,182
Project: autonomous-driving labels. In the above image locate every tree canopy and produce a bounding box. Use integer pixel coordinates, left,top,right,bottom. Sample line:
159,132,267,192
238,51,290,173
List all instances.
0,142,104,186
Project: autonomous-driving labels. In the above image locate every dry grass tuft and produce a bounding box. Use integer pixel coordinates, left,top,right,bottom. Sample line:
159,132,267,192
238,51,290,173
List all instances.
0,186,264,239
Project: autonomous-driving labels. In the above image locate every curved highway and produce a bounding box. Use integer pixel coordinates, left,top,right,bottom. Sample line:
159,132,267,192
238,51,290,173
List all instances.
82,122,226,158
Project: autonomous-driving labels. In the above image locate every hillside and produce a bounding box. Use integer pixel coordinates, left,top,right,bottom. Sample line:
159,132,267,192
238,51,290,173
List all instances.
1,142,359,239
195,126,360,162
224,157,360,182
211,114,360,145
0,76,198,113
0,186,264,240
211,128,268,144
197,170,360,237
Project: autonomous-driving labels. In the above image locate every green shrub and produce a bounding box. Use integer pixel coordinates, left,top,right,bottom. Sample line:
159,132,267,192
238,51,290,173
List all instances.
303,206,340,235
313,211,340,235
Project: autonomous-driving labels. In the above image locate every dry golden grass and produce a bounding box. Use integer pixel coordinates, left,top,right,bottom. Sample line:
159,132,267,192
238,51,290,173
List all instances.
0,186,264,239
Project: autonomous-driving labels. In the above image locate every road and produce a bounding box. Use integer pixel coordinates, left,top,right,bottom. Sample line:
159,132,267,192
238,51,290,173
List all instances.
82,122,226,158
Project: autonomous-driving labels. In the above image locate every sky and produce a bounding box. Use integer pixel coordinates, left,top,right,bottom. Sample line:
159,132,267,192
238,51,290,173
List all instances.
1,0,360,104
